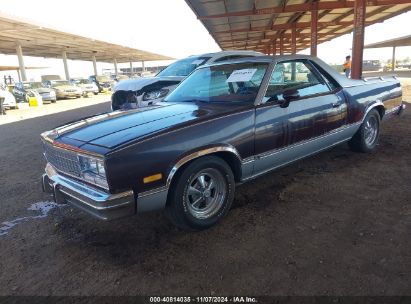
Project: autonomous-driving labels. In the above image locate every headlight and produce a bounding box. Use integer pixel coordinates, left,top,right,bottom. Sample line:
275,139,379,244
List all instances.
142,89,169,101
78,155,108,189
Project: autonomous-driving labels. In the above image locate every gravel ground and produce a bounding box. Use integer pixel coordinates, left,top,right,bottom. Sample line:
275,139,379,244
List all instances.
0,91,410,296
0,94,111,126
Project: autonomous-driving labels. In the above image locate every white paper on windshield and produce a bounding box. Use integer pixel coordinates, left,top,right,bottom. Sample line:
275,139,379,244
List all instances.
191,59,205,65
226,69,257,83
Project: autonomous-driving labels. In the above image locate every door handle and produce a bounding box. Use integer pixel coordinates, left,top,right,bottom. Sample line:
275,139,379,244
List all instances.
332,102,341,108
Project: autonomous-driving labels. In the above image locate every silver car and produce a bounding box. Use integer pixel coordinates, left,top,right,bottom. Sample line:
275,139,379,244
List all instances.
111,50,264,110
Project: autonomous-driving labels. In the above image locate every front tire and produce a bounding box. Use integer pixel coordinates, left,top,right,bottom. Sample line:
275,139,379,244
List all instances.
349,108,380,153
165,156,235,231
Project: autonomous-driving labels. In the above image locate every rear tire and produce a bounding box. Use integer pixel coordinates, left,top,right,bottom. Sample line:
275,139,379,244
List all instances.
349,109,380,153
165,156,235,231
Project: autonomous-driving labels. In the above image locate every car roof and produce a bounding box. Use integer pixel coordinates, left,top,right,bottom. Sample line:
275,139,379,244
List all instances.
188,50,264,58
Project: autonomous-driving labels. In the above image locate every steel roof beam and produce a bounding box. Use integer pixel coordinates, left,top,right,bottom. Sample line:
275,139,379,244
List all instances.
198,0,411,19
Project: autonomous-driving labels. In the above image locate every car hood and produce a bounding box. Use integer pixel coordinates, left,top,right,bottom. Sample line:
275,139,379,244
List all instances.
114,76,185,92
51,102,247,150
33,87,54,94
53,85,80,90
77,83,96,88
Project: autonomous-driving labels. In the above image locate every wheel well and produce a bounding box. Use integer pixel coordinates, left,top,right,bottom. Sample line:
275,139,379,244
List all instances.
373,105,385,119
168,151,242,186
165,151,242,206
212,151,242,182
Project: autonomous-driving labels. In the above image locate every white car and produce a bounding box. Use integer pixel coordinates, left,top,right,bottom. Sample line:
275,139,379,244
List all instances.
111,50,264,110
70,78,99,96
0,86,17,109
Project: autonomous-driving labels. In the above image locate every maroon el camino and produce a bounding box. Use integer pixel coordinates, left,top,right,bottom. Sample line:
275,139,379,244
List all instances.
41,55,405,230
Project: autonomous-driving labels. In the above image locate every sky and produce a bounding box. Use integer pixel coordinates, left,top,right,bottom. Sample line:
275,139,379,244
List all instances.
0,0,410,81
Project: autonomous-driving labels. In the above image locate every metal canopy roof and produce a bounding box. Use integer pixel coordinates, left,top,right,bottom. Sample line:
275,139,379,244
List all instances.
0,13,173,63
186,0,411,53
365,34,411,48
0,65,46,71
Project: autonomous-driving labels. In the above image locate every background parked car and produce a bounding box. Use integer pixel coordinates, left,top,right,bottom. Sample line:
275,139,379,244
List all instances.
110,74,130,91
89,75,113,93
70,78,99,96
43,80,83,99
13,81,57,103
111,50,264,110
0,84,17,109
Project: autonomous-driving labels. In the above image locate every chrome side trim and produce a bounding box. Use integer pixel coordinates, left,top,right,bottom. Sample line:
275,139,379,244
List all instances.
384,105,401,116
138,185,169,198
257,123,360,161
243,123,360,182
166,146,243,187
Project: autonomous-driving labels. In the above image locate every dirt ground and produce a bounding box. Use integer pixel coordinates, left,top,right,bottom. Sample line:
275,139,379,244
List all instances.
0,92,410,296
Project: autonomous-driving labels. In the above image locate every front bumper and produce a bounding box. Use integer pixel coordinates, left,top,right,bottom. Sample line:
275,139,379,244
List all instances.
42,165,135,220
41,95,57,102
56,92,82,98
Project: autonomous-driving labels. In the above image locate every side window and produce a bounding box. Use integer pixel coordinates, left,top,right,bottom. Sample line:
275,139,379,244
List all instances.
263,60,331,104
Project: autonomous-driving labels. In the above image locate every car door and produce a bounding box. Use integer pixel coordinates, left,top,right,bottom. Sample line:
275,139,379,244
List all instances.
253,59,346,175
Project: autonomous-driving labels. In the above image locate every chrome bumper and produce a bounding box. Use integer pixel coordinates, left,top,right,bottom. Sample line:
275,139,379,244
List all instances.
42,165,136,220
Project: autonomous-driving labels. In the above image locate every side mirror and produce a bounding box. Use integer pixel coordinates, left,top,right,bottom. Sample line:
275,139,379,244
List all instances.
280,89,300,108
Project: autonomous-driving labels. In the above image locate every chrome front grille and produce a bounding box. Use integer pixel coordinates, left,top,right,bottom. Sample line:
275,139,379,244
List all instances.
44,143,81,177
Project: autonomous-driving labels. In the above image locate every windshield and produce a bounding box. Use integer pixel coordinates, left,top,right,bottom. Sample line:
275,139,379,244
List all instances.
164,62,268,103
23,82,43,89
157,56,211,77
72,79,91,84
51,80,71,86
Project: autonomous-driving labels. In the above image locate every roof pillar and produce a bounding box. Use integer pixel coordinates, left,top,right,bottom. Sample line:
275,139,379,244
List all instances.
391,46,396,71
280,35,284,55
351,0,366,79
310,2,318,56
129,61,133,76
16,43,27,81
92,55,98,75
142,60,145,72
62,50,70,80
273,39,277,56
113,58,118,75
291,24,297,54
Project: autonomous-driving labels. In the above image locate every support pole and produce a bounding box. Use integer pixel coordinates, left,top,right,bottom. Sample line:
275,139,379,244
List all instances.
351,0,366,79
273,39,277,56
280,35,284,55
92,55,98,75
141,61,145,72
129,61,133,76
291,24,297,54
392,46,396,72
310,2,318,56
16,44,27,81
113,58,118,75
62,51,70,80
